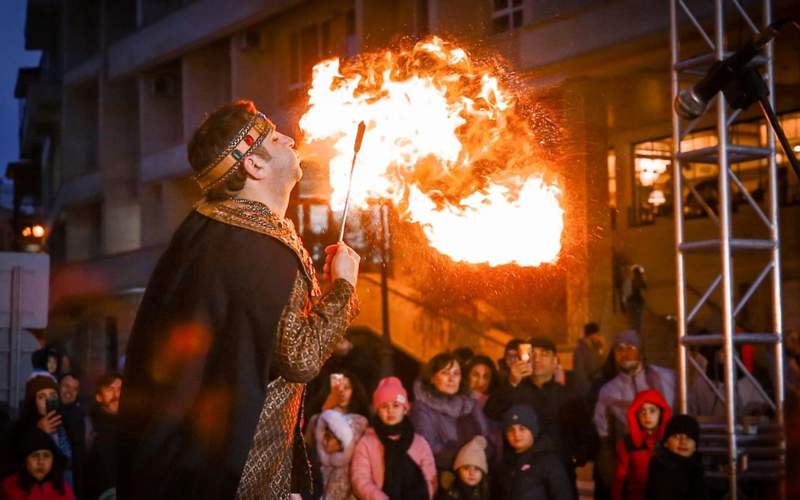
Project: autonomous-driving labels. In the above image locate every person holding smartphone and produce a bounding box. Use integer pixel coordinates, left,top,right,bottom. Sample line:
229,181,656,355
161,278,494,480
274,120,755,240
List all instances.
485,338,595,500
5,375,84,496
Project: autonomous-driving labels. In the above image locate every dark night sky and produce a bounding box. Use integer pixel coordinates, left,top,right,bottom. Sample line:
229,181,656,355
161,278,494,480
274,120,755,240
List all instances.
0,1,41,208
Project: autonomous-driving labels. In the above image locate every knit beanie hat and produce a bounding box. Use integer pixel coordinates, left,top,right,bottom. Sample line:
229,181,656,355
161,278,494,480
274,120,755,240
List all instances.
662,414,700,443
19,428,60,458
613,329,642,349
372,376,409,411
25,375,58,403
453,436,488,474
503,404,540,436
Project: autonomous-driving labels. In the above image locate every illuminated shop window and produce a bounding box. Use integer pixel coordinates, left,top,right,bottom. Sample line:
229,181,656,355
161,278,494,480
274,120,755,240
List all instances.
630,111,800,225
633,139,674,225
608,148,617,210
773,112,800,205
608,148,618,229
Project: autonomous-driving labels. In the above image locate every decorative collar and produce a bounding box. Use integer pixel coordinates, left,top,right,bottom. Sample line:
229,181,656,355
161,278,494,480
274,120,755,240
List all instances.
195,197,320,297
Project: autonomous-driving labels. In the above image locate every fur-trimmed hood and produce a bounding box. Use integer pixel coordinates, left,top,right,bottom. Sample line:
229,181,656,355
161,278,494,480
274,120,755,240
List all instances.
315,410,367,467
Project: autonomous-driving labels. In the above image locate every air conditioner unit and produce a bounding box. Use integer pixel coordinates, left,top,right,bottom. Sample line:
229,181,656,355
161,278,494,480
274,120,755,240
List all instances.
239,30,262,52
149,75,177,98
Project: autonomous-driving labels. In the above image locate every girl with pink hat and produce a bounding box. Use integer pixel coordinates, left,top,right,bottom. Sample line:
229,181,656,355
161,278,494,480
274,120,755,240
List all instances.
350,377,437,499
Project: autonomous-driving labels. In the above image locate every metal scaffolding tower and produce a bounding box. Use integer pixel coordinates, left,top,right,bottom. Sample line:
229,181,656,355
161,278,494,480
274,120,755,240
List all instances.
670,1,785,499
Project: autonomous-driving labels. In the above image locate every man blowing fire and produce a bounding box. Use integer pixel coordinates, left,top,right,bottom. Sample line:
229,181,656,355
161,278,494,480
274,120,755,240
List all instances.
116,100,361,500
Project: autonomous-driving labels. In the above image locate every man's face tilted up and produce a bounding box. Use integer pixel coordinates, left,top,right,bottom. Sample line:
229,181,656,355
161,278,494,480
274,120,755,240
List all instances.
254,129,302,188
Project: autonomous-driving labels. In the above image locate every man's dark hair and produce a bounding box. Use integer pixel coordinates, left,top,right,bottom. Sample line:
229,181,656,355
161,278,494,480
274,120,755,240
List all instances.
59,372,79,383
95,372,123,393
188,100,261,200
419,351,468,395
529,337,557,353
584,322,600,336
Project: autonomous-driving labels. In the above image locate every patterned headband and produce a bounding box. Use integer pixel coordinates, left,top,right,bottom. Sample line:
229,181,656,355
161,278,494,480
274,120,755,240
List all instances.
193,111,275,193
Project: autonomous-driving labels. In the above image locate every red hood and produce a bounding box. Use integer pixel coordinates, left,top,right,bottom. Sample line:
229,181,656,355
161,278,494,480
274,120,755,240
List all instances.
627,389,672,448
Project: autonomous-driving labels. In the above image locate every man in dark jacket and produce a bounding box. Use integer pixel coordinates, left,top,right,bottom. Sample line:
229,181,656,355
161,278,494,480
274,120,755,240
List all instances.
84,372,122,500
485,337,595,488
58,374,85,433
117,100,361,500
495,404,572,500
572,322,606,398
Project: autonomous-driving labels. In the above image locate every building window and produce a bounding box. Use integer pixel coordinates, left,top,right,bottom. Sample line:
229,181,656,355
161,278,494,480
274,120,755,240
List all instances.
346,9,358,56
492,0,524,34
416,0,429,37
632,139,674,225
608,148,617,209
290,21,334,89
630,110,800,225
608,148,618,229
773,111,800,205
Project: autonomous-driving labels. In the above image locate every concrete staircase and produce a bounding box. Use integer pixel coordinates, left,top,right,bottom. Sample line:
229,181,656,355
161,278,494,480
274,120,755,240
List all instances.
351,273,515,363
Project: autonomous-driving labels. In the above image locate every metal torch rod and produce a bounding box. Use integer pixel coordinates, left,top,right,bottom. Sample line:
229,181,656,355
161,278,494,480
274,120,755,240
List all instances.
338,120,366,242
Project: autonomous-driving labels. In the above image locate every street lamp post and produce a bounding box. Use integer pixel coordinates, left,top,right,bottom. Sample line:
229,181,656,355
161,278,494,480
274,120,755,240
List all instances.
378,202,394,377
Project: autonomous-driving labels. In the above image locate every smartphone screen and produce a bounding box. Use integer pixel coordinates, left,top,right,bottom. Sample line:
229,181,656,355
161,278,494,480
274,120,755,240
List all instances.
518,343,532,363
46,396,60,414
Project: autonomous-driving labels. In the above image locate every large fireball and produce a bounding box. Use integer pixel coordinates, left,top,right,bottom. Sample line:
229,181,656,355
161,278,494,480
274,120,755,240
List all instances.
298,37,563,267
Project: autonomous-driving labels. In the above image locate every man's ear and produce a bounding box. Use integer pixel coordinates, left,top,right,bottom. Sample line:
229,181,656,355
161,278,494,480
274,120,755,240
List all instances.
240,155,268,180
95,393,102,404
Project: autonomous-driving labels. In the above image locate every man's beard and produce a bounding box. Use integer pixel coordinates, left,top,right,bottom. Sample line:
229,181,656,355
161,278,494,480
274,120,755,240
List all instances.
619,361,641,374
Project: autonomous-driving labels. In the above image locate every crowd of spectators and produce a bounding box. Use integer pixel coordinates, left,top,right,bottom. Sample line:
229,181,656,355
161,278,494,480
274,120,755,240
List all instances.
3,322,796,500
299,325,714,500
0,348,122,500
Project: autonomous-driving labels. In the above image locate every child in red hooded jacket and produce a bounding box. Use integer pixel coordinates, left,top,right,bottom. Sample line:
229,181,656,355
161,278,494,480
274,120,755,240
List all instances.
612,389,672,500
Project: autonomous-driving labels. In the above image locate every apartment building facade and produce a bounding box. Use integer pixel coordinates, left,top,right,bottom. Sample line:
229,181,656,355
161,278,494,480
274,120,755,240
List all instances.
14,0,800,379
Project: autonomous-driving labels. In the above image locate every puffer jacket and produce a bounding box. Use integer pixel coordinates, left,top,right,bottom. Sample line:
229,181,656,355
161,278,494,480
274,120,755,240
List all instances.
645,447,708,500
350,427,437,500
0,474,75,500
410,382,493,470
612,389,672,500
494,435,572,500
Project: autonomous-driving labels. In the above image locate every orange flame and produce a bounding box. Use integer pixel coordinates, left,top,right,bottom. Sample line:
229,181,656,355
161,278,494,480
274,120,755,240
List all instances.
298,37,563,267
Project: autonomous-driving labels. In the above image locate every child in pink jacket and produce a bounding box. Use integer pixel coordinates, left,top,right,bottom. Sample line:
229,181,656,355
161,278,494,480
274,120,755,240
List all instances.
351,377,437,500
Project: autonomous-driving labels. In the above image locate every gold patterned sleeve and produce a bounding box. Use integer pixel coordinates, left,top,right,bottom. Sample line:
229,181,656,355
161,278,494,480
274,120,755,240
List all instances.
272,276,359,383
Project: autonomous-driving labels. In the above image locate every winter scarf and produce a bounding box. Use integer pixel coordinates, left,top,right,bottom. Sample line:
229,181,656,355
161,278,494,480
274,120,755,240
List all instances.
374,418,429,500
414,382,477,418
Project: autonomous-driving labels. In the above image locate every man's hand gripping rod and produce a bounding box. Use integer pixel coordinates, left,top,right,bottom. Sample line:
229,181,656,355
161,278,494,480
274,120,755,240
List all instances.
338,121,366,242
